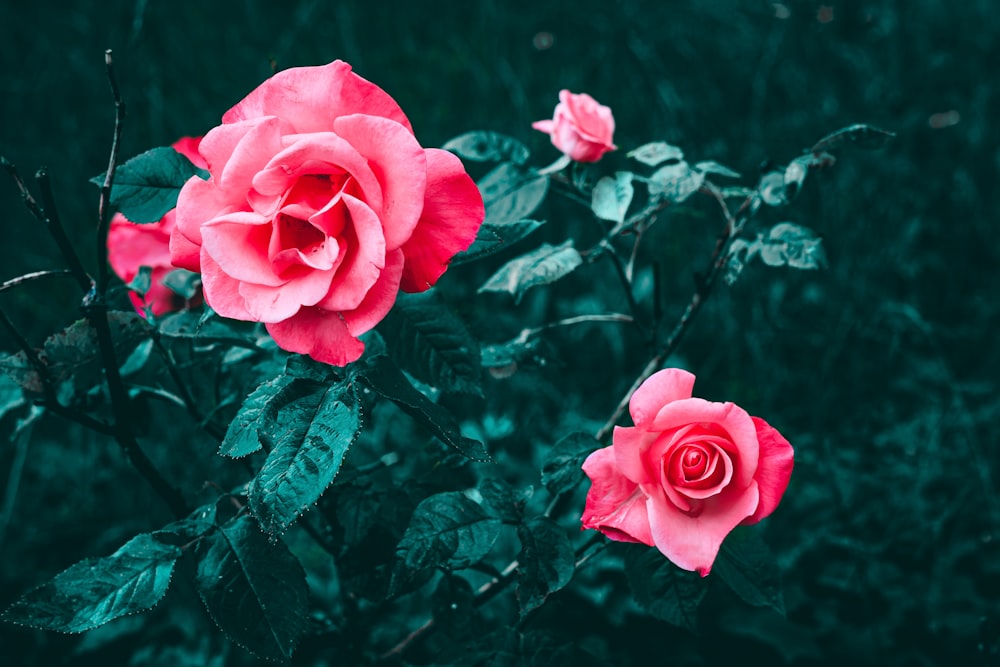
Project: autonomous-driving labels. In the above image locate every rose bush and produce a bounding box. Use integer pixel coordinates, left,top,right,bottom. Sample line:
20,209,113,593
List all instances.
169,60,485,365
532,89,616,162
107,136,205,316
581,368,794,575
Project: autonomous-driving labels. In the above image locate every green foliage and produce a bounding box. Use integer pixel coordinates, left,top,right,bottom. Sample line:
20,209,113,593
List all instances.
378,291,483,396
714,528,785,615
2,533,181,633
540,432,598,496
194,514,309,661
92,146,207,223
249,379,363,535
627,141,684,167
515,517,575,616
453,218,545,265
443,131,530,165
624,545,707,631
479,241,583,302
591,171,635,223
478,162,549,224
220,374,303,458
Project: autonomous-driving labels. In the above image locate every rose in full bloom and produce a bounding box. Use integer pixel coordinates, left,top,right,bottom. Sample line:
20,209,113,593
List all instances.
532,90,616,162
581,368,793,576
169,60,485,365
108,137,206,316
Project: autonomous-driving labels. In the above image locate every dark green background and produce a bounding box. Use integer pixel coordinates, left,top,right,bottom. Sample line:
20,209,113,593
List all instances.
1,1,997,665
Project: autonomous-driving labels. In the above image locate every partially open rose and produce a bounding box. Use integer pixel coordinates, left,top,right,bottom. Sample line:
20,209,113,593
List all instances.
170,60,484,365
532,89,616,163
108,137,206,316
581,368,793,575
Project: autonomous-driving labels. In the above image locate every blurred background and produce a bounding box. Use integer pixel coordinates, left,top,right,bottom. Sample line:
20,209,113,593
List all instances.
1,1,997,665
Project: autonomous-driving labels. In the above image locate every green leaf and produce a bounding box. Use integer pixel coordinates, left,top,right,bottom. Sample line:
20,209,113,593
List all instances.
479,241,583,303
624,545,706,631
714,528,786,615
379,291,482,396
392,492,502,592
693,160,741,179
541,432,599,496
2,532,181,633
627,141,684,167
220,375,312,458
0,311,151,395
648,160,705,203
127,265,153,296
443,131,530,165
194,515,309,661
359,354,490,461
591,171,635,224
452,218,545,265
161,269,201,300
478,477,532,522
516,517,575,616
478,162,549,225
810,123,895,153
94,147,208,224
249,380,363,534
758,222,827,270
480,336,543,375
432,574,479,640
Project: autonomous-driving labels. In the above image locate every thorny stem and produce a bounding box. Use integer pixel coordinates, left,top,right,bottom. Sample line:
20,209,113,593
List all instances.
36,169,95,293
150,332,227,442
96,49,126,294
0,270,73,295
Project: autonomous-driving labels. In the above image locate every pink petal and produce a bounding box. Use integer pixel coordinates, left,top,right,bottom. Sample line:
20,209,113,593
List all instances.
198,117,283,193
646,482,760,576
169,231,202,273
223,60,413,135
581,446,654,545
173,174,233,254
237,262,334,322
742,416,794,525
531,119,554,134
399,148,485,292
201,211,282,286
649,398,759,490
266,307,366,366
562,90,616,145
317,194,386,312
171,136,207,170
628,368,695,426
107,213,173,282
612,425,656,486
333,114,427,252
199,250,254,320
342,248,403,336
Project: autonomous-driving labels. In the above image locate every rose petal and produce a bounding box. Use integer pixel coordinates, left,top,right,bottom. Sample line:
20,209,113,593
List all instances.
316,193,386,312
198,117,284,193
628,367,696,426
531,119,555,134
171,136,207,170
173,175,230,256
266,307,366,366
199,250,254,320
581,446,654,545
333,114,427,252
646,482,760,576
342,248,404,336
650,398,759,490
201,211,282,286
562,90,616,145
612,425,656,486
108,212,173,282
742,416,794,525
399,148,485,292
223,60,413,135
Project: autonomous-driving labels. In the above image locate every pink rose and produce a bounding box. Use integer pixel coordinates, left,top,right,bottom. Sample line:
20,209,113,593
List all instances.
532,90,617,162
108,137,206,316
581,368,793,576
169,60,485,366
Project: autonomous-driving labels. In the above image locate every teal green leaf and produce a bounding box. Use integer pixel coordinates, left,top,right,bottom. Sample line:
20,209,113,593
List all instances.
219,375,314,458
443,131,530,165
452,218,545,265
378,291,482,396
249,380,363,534
516,517,575,616
627,141,684,167
2,533,181,633
624,545,706,631
541,432,599,496
392,492,502,592
714,528,786,615
591,172,634,224
194,515,309,661
693,160,741,179
161,269,201,299
758,222,826,270
0,373,26,422
479,241,583,303
478,477,532,522
810,123,895,153
360,354,489,461
478,162,549,225
648,160,705,203
93,147,208,223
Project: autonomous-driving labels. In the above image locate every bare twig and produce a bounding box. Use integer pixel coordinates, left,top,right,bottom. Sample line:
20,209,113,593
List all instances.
96,49,126,293
35,169,94,292
0,270,73,295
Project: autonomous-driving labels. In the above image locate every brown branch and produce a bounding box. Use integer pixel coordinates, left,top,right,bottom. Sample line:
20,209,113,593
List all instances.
96,49,126,293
